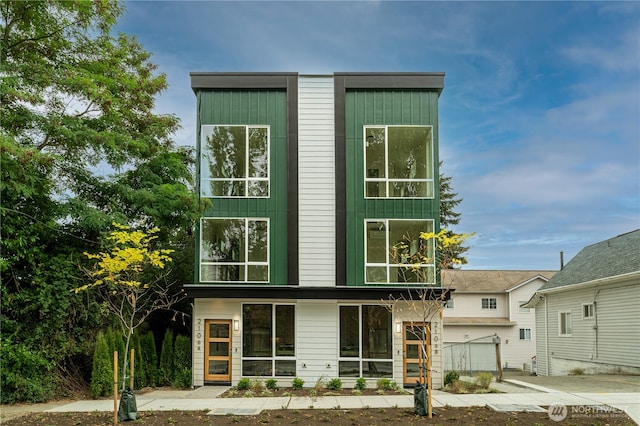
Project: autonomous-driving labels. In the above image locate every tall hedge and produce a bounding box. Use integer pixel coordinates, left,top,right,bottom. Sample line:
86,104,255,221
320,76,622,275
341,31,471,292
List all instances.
90,331,112,398
158,329,174,386
139,331,159,387
173,334,192,388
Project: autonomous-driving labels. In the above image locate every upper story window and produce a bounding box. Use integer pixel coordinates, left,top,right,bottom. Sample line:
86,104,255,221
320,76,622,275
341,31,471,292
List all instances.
201,125,270,198
364,219,435,284
582,303,594,319
482,297,497,310
364,125,434,198
200,218,269,283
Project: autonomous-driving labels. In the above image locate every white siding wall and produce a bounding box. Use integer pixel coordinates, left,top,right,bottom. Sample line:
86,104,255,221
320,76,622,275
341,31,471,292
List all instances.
447,293,508,318
541,279,640,375
506,280,545,369
534,300,549,375
298,77,335,287
442,281,545,371
296,301,339,383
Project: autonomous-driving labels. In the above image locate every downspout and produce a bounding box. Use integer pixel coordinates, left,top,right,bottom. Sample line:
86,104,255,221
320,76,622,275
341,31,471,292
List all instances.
593,289,601,359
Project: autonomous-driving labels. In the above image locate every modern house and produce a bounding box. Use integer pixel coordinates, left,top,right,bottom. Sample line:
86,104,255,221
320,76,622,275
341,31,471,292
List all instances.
185,72,450,389
523,229,640,376
441,270,556,373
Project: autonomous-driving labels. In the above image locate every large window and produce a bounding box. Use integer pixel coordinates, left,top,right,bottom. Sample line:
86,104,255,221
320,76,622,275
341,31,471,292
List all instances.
364,125,434,198
200,218,269,282
242,304,295,376
365,219,435,284
559,311,572,336
339,305,393,378
201,125,269,197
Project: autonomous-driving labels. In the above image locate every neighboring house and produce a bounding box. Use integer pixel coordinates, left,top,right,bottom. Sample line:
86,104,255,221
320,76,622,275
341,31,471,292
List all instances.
441,270,556,373
185,72,450,388
523,230,640,376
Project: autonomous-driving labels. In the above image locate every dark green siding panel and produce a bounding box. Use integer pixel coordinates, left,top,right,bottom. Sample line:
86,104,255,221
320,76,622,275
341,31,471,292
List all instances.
345,90,441,286
196,90,288,285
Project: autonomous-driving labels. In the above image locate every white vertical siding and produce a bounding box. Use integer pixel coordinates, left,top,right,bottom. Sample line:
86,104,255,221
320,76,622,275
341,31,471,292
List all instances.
296,301,338,383
298,77,335,287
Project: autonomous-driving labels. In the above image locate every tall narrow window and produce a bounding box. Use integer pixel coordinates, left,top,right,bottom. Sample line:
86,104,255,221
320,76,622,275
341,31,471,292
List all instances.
582,303,594,319
242,304,296,377
559,312,572,336
364,219,435,284
338,305,393,378
200,218,269,282
201,125,269,197
364,125,434,198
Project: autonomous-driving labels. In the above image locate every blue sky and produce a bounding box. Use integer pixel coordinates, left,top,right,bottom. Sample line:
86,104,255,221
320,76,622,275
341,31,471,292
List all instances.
118,1,639,270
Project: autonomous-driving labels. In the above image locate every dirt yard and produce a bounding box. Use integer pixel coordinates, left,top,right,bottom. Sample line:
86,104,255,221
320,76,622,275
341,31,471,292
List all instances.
4,406,635,426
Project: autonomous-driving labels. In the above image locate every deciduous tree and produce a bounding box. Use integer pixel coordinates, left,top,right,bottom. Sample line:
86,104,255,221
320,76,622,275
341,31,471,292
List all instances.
78,224,185,390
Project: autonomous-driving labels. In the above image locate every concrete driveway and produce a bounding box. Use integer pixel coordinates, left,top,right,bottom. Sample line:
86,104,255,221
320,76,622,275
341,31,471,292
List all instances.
503,371,640,393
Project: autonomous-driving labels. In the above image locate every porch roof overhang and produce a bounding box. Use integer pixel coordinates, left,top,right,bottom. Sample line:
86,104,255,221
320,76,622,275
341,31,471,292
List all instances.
184,285,452,301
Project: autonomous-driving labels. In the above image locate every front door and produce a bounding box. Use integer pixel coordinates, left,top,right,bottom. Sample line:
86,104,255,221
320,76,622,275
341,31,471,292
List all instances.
403,322,431,386
204,320,232,383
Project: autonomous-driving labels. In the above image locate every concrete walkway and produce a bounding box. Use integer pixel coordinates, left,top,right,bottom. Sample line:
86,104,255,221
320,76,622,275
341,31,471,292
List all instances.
2,377,639,425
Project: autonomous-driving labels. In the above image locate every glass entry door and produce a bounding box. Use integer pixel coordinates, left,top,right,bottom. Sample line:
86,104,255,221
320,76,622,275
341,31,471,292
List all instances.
204,320,232,382
403,322,431,386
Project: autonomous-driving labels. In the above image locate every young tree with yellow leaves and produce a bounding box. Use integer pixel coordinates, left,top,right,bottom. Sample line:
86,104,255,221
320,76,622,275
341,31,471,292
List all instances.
383,228,474,417
77,223,185,391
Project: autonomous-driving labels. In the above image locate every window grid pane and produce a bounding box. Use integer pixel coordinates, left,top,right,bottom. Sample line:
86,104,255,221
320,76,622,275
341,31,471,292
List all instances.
200,218,269,283
201,125,270,198
364,219,435,285
242,304,296,377
364,125,434,199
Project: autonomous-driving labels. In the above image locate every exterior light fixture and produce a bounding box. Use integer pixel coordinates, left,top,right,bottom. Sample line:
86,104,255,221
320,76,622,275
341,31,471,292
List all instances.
233,320,240,331
395,321,402,333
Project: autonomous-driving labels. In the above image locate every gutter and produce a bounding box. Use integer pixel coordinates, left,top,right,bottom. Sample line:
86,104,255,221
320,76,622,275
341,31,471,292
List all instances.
537,270,640,295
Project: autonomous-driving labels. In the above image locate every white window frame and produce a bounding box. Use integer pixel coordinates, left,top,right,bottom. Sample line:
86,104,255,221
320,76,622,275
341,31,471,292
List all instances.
582,303,594,319
519,328,532,340
241,303,296,377
199,217,270,283
200,124,270,198
364,218,436,285
559,311,572,336
363,125,434,199
481,297,497,310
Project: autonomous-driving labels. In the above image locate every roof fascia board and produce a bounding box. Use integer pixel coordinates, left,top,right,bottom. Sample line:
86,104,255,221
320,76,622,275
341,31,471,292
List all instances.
506,275,550,293
538,270,640,294
335,72,445,92
190,72,298,90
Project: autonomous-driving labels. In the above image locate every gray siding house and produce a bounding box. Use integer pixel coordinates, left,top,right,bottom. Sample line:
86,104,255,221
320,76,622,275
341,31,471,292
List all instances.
523,230,640,376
